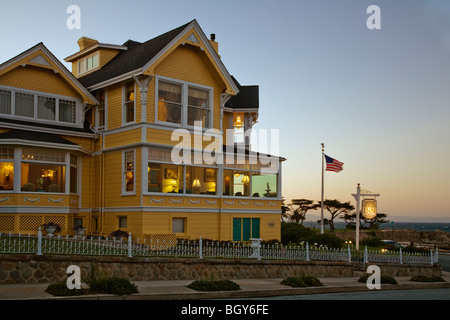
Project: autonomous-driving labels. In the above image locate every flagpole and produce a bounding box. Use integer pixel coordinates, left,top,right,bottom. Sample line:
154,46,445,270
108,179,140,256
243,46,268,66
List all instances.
320,143,324,234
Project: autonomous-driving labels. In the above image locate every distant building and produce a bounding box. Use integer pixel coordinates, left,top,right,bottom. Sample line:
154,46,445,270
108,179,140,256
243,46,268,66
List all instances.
0,20,285,241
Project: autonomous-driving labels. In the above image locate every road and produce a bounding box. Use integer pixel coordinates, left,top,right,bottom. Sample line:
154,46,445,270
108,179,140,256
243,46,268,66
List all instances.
264,288,450,300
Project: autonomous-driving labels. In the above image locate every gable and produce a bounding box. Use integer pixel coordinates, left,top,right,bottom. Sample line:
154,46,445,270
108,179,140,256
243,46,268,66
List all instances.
142,22,238,95
0,44,97,104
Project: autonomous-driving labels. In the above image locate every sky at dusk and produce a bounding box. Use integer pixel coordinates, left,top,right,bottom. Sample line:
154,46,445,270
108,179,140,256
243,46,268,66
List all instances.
1,0,449,221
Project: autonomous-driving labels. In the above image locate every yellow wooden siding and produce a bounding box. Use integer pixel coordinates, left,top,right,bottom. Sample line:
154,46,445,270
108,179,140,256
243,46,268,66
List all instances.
0,65,82,99
98,48,120,68
105,83,123,129
104,128,141,149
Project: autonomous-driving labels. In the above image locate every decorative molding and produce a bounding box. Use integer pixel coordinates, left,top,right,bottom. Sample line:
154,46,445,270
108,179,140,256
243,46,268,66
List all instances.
188,199,201,205
205,200,217,205
150,197,164,204
224,200,234,206
24,197,40,203
253,201,264,206
170,198,183,204
0,197,9,203
48,198,64,203
268,202,277,207
239,201,249,206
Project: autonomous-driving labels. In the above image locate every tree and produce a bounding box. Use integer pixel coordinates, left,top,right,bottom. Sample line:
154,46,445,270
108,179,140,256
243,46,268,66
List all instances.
342,212,389,230
280,197,290,223
322,199,355,232
287,199,320,225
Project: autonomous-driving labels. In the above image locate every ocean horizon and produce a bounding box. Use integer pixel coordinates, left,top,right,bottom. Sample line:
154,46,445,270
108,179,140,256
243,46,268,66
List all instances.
301,220,450,232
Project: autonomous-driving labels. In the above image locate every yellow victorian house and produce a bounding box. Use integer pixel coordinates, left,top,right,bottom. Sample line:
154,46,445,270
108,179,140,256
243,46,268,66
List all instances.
0,20,285,242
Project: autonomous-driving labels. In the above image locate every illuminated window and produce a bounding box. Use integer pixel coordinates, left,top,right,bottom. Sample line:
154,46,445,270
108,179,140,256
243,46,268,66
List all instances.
123,150,135,193
124,82,135,123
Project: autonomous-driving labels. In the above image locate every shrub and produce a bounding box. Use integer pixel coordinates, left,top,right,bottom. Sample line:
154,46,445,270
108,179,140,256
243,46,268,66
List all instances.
45,280,87,296
410,275,445,282
281,273,323,288
280,222,316,245
306,233,343,249
358,275,398,285
361,237,385,248
82,263,106,289
109,229,129,239
90,277,138,295
187,280,240,291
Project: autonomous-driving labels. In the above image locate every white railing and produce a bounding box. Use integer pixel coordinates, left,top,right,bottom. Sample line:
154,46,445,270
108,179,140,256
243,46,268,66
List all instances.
0,230,439,265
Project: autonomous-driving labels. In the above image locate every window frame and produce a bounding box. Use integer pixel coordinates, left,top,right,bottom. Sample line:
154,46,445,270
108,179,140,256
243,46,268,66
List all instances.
77,52,99,76
123,82,136,125
122,149,136,195
155,75,213,130
0,85,80,127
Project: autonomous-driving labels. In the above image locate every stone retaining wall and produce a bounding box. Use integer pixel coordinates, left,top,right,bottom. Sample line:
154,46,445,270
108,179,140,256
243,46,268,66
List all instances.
0,254,441,284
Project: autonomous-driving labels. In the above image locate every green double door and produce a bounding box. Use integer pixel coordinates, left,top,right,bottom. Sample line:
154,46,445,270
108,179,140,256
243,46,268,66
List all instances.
232,218,260,241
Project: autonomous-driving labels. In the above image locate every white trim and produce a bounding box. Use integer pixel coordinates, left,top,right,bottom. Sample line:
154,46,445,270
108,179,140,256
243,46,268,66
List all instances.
99,206,280,214
0,206,79,214
64,43,127,62
0,43,98,105
86,69,142,91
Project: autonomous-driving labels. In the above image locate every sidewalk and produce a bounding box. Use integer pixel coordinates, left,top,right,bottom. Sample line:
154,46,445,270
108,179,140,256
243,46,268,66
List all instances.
1,272,449,300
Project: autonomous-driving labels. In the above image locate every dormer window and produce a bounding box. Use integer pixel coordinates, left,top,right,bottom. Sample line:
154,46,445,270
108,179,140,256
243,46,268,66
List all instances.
78,53,99,75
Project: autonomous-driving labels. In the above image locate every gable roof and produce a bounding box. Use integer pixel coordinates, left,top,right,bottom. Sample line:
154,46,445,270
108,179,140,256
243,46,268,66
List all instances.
76,20,239,95
0,43,98,105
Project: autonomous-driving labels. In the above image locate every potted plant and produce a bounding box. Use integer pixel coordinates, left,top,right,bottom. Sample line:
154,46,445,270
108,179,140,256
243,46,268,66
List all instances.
42,222,62,237
73,225,87,236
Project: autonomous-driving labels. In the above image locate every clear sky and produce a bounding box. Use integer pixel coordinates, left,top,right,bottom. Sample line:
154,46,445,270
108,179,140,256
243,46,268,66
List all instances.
1,0,449,221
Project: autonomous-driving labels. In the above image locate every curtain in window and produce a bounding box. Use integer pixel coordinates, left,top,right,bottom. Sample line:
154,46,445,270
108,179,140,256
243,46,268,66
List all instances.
59,100,75,123
158,81,182,123
188,87,209,126
37,96,56,120
15,92,34,117
0,90,11,114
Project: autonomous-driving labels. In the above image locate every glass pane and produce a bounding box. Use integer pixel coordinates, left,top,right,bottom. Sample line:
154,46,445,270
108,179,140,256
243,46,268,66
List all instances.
251,172,277,197
59,100,76,123
188,87,209,127
21,163,65,193
158,81,182,123
224,170,250,197
0,162,14,190
15,92,34,118
0,90,11,114
172,218,185,233
70,166,77,193
186,166,216,195
242,218,251,241
37,96,56,120
252,218,260,238
188,106,209,127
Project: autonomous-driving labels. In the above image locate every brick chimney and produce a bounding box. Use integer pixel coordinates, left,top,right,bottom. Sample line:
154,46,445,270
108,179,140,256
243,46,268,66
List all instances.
209,34,219,55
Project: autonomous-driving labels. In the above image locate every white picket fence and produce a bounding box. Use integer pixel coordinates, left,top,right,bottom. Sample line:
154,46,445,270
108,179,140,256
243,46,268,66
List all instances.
0,229,439,265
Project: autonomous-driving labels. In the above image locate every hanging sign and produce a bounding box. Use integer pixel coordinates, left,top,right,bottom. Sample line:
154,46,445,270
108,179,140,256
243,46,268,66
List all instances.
362,199,377,220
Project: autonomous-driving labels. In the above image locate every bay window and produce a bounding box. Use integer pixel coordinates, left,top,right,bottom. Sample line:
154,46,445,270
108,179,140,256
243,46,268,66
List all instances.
0,87,78,125
147,147,217,195
156,77,212,128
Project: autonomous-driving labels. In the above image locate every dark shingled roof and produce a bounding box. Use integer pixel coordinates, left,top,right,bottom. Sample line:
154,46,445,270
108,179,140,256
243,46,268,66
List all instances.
226,76,259,110
0,129,78,145
78,21,193,88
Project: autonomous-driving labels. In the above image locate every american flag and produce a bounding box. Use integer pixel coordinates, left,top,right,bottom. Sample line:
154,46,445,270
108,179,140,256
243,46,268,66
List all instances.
324,154,344,172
